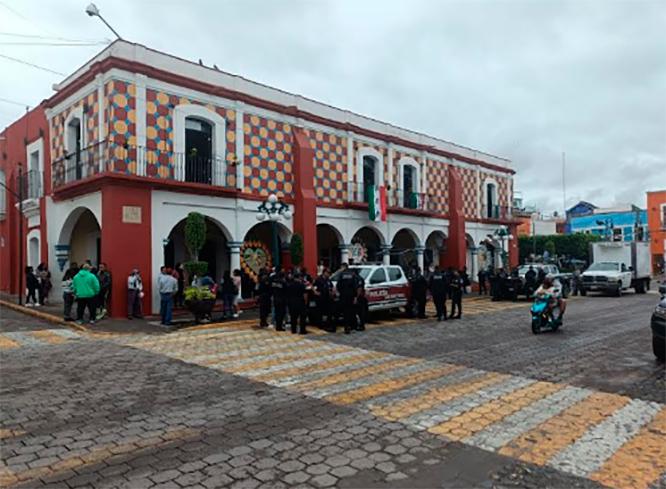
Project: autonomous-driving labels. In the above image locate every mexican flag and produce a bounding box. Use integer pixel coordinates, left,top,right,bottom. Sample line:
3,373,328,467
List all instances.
368,184,387,222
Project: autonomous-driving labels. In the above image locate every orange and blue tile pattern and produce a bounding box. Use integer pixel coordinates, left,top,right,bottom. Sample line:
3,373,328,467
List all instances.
305,129,347,204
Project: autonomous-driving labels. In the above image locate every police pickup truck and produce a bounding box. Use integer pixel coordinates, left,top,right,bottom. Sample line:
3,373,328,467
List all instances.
330,264,410,313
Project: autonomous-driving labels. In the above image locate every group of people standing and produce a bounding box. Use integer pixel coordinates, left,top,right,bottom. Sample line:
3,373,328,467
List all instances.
60,261,112,324
407,266,469,321
255,263,367,335
24,263,52,307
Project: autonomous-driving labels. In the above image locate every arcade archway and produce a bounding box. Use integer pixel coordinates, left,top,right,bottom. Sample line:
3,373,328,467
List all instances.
317,224,343,272
164,216,231,282
425,230,447,270
350,226,384,263
57,207,101,269
391,228,419,269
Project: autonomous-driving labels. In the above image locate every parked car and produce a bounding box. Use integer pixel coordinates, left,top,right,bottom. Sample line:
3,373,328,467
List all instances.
651,284,666,361
330,264,410,313
517,263,571,298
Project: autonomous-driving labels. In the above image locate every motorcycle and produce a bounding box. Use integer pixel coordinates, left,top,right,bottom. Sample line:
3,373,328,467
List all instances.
531,294,562,334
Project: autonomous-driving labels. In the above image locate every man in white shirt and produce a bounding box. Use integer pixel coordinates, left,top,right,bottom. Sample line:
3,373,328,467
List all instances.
535,276,567,320
157,266,179,326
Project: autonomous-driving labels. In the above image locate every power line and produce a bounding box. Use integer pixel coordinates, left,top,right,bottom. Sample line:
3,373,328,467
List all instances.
0,41,108,46
0,53,65,75
0,96,30,107
0,32,108,43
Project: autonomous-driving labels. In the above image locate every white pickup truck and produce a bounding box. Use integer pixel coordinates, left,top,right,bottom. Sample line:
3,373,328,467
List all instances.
581,241,651,296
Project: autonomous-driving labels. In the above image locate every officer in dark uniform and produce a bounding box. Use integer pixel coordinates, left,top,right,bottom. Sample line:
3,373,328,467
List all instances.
314,268,334,332
524,265,537,296
449,270,464,319
336,263,359,334
411,267,428,319
270,270,287,331
428,266,448,321
354,269,367,331
286,272,308,334
256,268,272,328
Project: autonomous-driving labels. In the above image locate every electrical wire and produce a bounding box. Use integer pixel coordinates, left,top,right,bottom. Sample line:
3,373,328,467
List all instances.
0,53,65,75
0,32,109,43
0,41,109,46
0,96,30,107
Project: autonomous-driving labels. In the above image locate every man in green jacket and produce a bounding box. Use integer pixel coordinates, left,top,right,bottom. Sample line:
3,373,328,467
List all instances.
72,264,101,325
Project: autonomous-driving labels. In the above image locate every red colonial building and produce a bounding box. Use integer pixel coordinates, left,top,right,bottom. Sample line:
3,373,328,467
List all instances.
0,40,518,317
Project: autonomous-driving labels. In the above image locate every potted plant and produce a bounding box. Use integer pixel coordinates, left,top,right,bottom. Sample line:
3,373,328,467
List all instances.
182,212,215,322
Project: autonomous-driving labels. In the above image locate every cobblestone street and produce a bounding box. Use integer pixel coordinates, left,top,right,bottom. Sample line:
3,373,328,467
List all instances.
1,293,664,489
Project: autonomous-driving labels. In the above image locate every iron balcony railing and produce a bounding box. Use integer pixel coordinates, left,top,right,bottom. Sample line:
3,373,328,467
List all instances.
17,170,43,200
52,140,232,189
350,183,435,212
481,204,513,220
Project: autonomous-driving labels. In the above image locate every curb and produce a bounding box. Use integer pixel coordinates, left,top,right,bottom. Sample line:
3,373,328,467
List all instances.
0,299,89,333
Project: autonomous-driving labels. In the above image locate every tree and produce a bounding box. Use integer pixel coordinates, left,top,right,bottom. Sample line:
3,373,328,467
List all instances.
544,240,556,256
184,212,208,277
290,233,304,267
518,233,600,265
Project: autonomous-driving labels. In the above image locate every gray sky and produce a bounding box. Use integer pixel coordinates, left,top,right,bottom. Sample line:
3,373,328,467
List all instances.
1,0,665,213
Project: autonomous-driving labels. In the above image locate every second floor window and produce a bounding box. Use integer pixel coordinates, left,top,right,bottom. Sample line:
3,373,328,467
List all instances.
486,183,497,218
185,117,213,184
362,155,377,203
403,165,415,208
66,116,83,181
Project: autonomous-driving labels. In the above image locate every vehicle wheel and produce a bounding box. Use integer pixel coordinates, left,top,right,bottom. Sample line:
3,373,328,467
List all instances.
531,318,540,335
635,280,646,294
653,336,665,362
614,283,622,297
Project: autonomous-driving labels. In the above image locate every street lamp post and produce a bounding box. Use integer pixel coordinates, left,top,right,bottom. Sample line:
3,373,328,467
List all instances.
1,166,25,305
256,194,291,269
85,3,123,40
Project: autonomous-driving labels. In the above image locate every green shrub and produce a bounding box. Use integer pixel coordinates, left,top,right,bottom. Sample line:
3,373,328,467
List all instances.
184,285,215,302
185,212,206,261
184,261,208,278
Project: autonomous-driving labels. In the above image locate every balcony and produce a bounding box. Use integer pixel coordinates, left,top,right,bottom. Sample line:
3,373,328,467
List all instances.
52,140,232,190
17,170,43,200
481,204,513,221
349,183,435,213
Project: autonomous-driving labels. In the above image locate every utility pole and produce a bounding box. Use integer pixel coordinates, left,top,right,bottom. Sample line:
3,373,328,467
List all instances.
562,152,567,215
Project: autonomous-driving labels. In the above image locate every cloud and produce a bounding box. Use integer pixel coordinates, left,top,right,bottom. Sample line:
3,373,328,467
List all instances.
1,0,664,211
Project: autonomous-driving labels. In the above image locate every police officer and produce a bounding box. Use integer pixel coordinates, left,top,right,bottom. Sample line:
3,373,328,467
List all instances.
449,270,464,319
270,269,287,331
411,267,428,319
256,268,272,328
314,268,335,332
354,269,367,331
287,271,308,334
428,266,448,321
336,263,359,334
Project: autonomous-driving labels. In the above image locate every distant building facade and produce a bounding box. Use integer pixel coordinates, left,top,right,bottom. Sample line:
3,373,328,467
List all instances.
569,204,648,242
647,190,666,274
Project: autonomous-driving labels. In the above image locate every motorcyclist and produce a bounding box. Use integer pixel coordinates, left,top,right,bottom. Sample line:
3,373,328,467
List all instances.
535,276,566,321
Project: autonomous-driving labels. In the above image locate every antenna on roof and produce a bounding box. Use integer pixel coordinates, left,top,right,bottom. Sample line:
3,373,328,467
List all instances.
198,59,203,66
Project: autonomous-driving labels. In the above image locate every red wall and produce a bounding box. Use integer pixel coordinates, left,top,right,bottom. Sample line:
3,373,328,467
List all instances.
101,184,152,317
0,106,50,296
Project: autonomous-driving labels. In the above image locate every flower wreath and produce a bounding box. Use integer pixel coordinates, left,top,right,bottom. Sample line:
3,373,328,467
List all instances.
240,240,273,283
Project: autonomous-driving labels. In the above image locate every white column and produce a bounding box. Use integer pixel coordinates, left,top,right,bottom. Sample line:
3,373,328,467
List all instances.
135,74,147,176
416,246,425,271
421,150,428,200
235,103,245,190
95,74,105,172
340,243,350,265
346,131,354,202
381,244,392,266
228,241,242,272
387,143,394,206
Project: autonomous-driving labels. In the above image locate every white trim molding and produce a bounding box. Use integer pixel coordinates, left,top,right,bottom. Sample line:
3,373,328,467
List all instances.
356,146,384,189
135,73,148,176
235,103,245,190
26,229,41,269
397,155,421,196
26,138,44,199
172,103,227,186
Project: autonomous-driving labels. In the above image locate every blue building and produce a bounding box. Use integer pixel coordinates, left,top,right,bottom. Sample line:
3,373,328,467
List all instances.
568,204,648,241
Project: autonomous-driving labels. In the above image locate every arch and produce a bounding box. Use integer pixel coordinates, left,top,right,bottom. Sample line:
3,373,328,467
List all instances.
356,146,384,193
57,208,101,269
27,229,41,269
317,223,343,271
351,225,385,263
173,104,226,185
164,215,230,282
425,230,447,269
465,233,476,278
390,228,420,268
